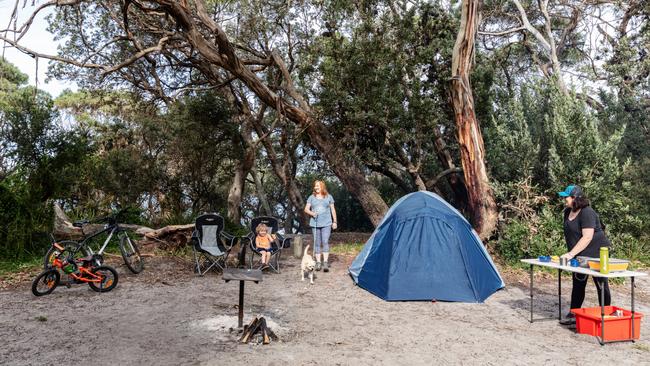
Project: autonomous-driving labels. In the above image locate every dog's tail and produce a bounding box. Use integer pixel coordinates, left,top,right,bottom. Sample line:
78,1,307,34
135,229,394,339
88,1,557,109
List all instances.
303,244,310,257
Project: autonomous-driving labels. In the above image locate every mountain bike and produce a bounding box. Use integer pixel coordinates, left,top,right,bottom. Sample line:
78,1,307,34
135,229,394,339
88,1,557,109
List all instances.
33,241,118,296
44,210,144,274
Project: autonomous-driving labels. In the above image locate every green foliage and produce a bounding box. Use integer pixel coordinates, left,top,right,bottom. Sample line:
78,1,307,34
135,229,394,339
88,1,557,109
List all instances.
0,59,92,260
496,208,565,264
0,177,53,259
303,1,458,192
486,81,649,264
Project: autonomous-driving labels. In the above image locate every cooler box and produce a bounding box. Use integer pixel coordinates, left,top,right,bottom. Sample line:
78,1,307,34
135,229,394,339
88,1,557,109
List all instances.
571,306,643,341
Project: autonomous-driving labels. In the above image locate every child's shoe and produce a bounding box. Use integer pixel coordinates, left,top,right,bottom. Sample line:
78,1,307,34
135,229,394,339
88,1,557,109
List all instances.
316,262,322,271
323,261,329,272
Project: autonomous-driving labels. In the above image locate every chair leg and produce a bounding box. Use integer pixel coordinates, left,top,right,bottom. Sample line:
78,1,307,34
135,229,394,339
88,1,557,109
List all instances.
273,251,281,273
203,260,217,274
195,255,227,276
193,247,201,275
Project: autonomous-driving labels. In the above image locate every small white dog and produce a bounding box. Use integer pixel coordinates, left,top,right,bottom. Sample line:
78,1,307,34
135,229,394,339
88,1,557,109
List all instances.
301,245,316,285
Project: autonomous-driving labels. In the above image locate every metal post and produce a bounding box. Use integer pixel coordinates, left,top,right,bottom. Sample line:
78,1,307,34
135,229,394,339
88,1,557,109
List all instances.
632,276,634,342
558,269,562,321
238,280,245,328
529,264,533,323
600,277,605,345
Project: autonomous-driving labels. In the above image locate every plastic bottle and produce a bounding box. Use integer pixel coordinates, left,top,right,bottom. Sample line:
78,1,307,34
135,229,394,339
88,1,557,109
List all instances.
62,260,76,274
599,247,609,274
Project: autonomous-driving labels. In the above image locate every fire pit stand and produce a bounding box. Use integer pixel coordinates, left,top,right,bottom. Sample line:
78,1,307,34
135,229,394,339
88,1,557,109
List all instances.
222,268,263,328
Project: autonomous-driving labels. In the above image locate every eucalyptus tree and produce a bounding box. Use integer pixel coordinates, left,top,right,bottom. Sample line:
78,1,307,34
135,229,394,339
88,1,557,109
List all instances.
448,0,498,237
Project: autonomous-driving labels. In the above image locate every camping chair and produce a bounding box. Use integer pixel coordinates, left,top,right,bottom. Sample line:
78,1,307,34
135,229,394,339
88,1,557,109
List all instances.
242,216,291,273
191,213,237,275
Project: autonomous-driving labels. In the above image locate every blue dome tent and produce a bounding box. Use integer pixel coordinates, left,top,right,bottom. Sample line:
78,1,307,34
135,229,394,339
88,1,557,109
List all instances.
349,191,504,302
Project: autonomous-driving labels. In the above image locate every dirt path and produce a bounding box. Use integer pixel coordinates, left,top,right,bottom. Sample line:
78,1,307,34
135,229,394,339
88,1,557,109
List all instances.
1,252,649,366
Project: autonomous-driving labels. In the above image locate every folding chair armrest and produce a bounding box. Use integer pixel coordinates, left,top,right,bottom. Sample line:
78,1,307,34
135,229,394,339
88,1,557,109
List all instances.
242,234,259,251
280,237,291,249
220,231,237,250
190,230,200,250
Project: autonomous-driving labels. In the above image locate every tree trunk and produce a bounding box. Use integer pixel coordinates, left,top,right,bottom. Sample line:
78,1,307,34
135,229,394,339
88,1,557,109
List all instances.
227,120,256,223
428,127,467,209
284,201,295,233
52,203,153,240
251,166,272,216
450,0,497,240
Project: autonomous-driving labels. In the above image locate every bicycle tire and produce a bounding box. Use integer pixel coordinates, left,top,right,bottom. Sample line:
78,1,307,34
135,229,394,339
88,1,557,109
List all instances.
119,234,144,274
88,266,119,292
31,269,60,296
43,240,92,270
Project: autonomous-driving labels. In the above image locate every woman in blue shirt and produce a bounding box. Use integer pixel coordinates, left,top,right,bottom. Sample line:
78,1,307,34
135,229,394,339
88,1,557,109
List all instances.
304,180,338,272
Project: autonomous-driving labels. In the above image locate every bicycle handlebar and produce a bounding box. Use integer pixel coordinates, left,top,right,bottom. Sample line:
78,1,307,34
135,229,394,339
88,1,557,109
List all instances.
84,209,128,226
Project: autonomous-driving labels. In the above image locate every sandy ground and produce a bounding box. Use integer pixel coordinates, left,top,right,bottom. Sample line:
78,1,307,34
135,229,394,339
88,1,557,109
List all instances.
1,242,649,366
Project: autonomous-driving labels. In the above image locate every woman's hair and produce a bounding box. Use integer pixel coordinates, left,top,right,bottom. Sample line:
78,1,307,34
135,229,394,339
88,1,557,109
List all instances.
313,180,328,196
571,196,591,211
255,223,269,235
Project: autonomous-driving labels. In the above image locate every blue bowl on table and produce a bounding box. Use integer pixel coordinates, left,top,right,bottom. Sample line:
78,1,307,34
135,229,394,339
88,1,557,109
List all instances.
538,255,551,262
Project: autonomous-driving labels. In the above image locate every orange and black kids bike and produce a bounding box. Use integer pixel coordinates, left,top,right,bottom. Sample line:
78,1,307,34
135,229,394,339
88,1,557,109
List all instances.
32,241,119,296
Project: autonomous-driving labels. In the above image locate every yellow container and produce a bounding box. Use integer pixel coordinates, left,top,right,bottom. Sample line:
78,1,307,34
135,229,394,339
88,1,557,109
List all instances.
588,258,630,272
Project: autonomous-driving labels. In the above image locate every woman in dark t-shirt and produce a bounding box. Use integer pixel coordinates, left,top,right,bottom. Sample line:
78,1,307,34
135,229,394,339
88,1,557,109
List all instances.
558,184,611,323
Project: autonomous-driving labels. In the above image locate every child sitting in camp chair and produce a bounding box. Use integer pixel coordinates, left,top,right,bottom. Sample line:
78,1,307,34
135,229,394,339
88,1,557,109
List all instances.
255,223,277,269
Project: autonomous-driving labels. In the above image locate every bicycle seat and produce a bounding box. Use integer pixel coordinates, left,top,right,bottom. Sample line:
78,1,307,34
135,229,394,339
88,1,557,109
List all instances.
72,220,89,228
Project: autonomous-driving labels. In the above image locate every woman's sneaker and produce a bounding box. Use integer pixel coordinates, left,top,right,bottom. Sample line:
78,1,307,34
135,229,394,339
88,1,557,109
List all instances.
560,312,576,325
323,261,329,272
316,262,322,271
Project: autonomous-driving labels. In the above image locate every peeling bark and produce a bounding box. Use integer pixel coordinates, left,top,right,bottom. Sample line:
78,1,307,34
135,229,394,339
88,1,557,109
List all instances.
450,0,497,239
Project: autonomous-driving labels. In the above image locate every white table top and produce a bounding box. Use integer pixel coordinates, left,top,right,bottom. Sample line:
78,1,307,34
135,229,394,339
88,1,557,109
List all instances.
521,258,648,278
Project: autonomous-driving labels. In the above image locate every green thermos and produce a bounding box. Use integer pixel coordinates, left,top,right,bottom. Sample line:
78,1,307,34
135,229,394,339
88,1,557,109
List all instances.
599,247,609,274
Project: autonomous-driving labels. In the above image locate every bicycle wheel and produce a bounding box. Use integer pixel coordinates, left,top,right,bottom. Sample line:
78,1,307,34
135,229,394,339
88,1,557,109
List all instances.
88,266,119,293
43,240,92,270
31,269,60,296
119,234,144,274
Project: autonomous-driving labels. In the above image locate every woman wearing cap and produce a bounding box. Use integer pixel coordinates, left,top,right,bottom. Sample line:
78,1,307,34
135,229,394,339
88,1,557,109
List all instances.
304,180,338,272
558,184,611,323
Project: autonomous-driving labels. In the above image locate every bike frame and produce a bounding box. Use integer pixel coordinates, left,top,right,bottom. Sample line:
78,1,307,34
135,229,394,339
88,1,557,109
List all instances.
79,222,125,257
50,243,104,283
51,256,103,283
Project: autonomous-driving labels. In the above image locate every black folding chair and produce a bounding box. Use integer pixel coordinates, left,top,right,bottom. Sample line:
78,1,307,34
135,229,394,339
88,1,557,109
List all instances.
191,213,237,275
242,216,291,273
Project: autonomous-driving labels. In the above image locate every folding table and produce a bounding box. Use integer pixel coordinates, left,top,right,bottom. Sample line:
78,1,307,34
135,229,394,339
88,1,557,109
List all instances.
521,258,647,345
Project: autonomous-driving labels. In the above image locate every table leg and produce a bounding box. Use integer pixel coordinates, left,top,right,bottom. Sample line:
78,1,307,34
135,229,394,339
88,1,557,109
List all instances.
632,276,634,342
529,264,533,323
600,279,605,346
558,269,562,321
239,280,245,328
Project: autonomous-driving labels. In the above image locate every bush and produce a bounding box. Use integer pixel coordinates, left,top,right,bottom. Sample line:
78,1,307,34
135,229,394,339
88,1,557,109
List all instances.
486,80,649,265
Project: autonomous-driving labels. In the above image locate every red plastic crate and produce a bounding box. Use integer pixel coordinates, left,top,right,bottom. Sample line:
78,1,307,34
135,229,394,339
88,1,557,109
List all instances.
571,306,643,341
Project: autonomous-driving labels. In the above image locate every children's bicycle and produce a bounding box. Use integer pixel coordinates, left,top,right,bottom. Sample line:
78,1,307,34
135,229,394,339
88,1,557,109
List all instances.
43,210,144,274
32,241,119,296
